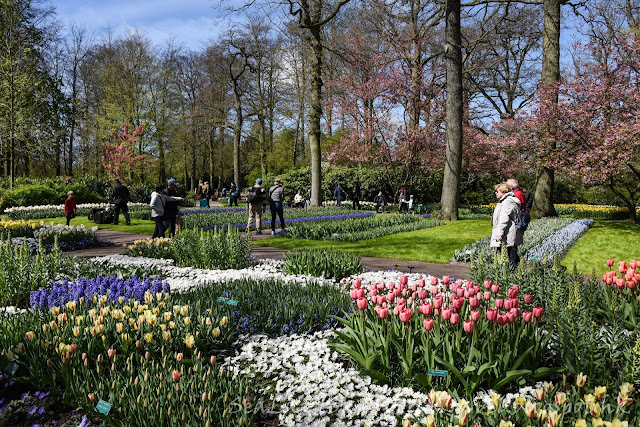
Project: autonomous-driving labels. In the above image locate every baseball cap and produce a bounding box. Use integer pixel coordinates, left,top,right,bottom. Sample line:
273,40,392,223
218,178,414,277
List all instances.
256,178,262,184
168,178,179,186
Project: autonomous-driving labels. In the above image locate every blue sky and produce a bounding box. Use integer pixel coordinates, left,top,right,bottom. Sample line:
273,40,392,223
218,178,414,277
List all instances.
52,0,226,50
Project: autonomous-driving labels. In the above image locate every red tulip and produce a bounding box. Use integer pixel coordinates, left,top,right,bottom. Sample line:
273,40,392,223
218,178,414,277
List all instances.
399,308,412,323
483,291,491,301
533,306,544,318
471,310,481,322
433,296,443,309
495,298,504,309
497,314,507,326
423,318,434,331
511,298,519,308
524,294,533,304
607,258,614,267
463,320,474,333
441,307,452,320
486,308,497,322
491,284,500,294
357,298,368,310
377,306,389,319
450,313,459,325
484,279,492,289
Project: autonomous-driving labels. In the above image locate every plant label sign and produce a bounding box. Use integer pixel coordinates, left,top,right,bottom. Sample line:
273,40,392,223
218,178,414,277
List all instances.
428,369,448,377
216,297,229,303
227,299,238,306
4,361,18,376
96,400,112,415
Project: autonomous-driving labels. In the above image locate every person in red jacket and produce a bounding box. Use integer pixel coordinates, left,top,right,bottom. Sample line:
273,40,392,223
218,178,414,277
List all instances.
64,191,77,226
507,178,527,211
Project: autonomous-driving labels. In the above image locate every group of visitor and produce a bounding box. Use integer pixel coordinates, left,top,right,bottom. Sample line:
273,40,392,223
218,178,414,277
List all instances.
246,177,286,235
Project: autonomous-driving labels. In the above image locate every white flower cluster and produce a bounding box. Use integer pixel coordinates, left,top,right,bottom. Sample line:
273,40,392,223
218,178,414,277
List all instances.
0,306,28,316
525,218,594,262
88,255,336,292
231,332,541,426
5,202,148,214
33,223,99,239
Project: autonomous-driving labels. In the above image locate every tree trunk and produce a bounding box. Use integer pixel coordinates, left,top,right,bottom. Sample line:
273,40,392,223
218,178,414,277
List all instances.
309,25,323,207
531,0,560,218
218,128,225,189
438,0,463,221
209,126,216,189
233,95,242,187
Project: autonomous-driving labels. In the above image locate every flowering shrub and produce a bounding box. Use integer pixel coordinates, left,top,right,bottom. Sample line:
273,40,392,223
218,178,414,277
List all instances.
332,274,555,398
125,228,252,270
283,215,443,241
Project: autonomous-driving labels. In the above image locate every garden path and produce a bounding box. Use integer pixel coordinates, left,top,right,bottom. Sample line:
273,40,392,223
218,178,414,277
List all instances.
69,229,471,279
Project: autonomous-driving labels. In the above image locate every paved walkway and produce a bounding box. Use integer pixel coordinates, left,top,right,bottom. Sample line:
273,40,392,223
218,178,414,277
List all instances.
68,228,471,279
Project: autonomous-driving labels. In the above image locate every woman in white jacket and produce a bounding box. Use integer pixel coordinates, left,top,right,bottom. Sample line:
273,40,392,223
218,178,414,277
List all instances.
150,184,183,238
490,182,524,270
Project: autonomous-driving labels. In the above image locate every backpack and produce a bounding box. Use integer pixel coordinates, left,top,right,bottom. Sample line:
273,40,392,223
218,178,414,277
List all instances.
247,187,258,203
517,210,530,231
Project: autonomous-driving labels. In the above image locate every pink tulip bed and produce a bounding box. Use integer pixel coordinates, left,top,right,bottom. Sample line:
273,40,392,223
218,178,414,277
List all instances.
2,247,640,425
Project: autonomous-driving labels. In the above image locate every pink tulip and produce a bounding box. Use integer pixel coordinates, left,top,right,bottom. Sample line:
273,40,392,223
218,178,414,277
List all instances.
387,292,395,303
497,314,507,326
377,282,386,290
369,284,378,292
410,283,417,292
471,310,480,322
491,284,500,294
397,298,406,307
356,289,365,299
506,311,516,323
607,258,614,267
484,291,491,301
418,289,427,300
107,348,116,358
452,297,464,311
533,306,544,318
629,280,638,290
456,288,465,298
508,285,520,298
442,276,450,285
377,306,389,319
463,320,474,333
619,261,627,273
484,279,492,289
523,311,533,322
357,298,368,310
605,276,613,286
464,290,471,299
423,318,434,331
400,275,408,285
433,296,443,309
511,307,521,317
431,286,439,295
370,289,378,297
172,370,181,381
430,277,438,286
418,279,426,287
376,295,386,305
469,297,479,308
524,294,533,304
349,289,358,299
616,278,626,290
637,294,640,304
450,313,459,325
495,298,504,309
419,303,433,316
487,309,497,322
399,308,412,323
455,279,463,287
465,280,474,288
630,260,637,270
353,278,362,288
441,307,452,320
504,299,512,310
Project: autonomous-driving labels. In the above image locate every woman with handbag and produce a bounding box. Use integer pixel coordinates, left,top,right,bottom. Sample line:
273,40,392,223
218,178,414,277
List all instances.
150,184,183,238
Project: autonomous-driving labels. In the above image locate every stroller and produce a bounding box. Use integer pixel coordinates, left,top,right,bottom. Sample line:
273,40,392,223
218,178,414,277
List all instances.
88,205,115,224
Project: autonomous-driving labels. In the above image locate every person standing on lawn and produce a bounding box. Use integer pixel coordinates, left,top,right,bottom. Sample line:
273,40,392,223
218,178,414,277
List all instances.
150,184,183,239
246,178,267,234
64,191,76,226
490,182,523,270
110,179,131,225
373,191,386,213
507,178,527,211
268,177,286,235
163,178,181,237
352,182,362,210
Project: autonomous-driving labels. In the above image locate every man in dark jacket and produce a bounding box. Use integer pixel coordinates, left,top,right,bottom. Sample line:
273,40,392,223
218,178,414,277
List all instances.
352,182,361,210
110,179,131,225
373,191,386,213
163,178,181,237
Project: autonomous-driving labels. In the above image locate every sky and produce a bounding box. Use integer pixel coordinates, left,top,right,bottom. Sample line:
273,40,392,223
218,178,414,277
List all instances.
51,0,229,51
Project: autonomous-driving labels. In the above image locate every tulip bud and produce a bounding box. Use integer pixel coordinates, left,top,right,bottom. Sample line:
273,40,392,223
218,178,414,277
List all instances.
463,320,473,333
423,318,434,331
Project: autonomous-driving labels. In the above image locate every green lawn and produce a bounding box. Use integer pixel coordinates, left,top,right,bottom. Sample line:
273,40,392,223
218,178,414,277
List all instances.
41,216,155,235
563,220,640,276
255,219,493,263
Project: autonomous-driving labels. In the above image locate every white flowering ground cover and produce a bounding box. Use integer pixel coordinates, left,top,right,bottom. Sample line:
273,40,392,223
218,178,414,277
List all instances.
88,254,336,291
4,202,148,215
525,219,594,262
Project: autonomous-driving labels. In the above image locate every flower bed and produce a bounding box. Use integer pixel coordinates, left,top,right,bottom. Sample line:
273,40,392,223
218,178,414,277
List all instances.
525,219,594,262
5,202,149,220
452,217,576,262
283,215,443,241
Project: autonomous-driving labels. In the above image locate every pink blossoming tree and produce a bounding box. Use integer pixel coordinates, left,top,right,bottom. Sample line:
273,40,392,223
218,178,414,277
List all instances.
102,124,150,182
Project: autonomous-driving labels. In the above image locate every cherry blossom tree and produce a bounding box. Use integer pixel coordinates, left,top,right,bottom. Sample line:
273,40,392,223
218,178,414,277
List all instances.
102,124,151,181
